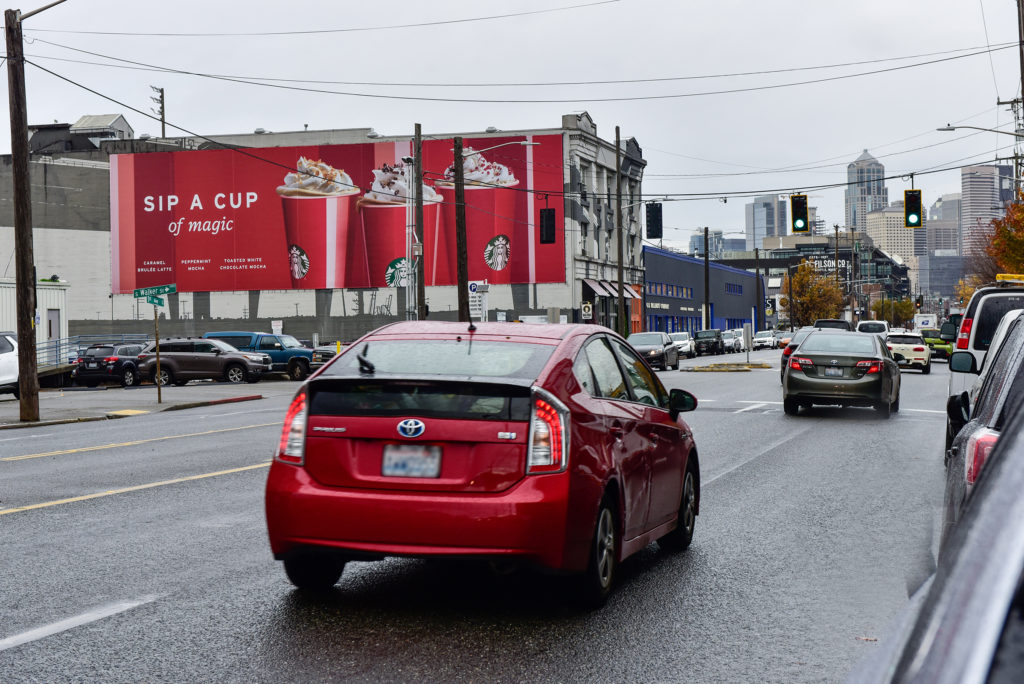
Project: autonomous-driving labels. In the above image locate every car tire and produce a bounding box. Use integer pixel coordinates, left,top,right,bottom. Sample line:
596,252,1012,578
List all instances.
783,397,800,415
671,356,680,370
658,459,698,552
892,393,901,413
289,360,310,381
120,367,137,387
922,362,931,375
152,367,173,386
283,554,345,591
875,398,892,419
577,495,619,608
224,363,246,384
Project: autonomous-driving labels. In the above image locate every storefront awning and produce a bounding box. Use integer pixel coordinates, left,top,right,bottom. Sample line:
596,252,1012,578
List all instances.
601,280,640,299
583,278,614,297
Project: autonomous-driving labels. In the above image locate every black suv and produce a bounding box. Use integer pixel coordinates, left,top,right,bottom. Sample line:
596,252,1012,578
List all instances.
138,338,272,385
693,329,724,356
74,343,146,387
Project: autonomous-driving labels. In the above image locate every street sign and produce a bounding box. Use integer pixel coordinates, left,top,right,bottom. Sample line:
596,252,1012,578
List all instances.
133,283,177,298
146,295,165,306
581,301,593,320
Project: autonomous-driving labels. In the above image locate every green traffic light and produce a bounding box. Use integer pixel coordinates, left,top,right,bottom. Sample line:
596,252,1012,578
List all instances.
908,213,920,225
794,219,805,229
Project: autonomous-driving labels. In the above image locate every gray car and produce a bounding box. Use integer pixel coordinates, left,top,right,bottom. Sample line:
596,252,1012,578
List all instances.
138,338,272,385
626,331,679,370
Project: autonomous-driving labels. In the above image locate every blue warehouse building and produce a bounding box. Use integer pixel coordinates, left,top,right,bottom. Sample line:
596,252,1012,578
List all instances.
642,246,763,333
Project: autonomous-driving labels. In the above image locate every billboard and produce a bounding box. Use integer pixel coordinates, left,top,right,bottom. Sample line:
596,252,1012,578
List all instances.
110,135,565,294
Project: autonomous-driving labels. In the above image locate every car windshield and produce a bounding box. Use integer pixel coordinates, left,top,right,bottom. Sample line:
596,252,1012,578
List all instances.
695,331,718,339
84,346,115,357
627,333,663,345
888,335,923,345
789,330,812,346
723,332,734,339
858,322,887,333
800,334,876,354
755,331,772,338
209,338,238,352
669,333,690,341
279,335,304,349
326,339,555,380
921,329,940,338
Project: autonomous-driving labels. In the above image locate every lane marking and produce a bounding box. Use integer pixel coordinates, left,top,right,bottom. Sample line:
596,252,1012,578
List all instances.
0,432,54,442
735,402,767,413
1,422,280,462
706,425,813,485
904,408,945,414
0,462,271,516
0,595,162,652
738,400,783,404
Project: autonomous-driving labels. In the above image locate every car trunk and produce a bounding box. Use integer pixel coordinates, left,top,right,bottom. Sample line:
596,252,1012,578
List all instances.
793,352,878,379
302,378,533,493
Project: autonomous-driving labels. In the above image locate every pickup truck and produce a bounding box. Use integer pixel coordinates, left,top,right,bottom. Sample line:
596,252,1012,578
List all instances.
202,331,314,380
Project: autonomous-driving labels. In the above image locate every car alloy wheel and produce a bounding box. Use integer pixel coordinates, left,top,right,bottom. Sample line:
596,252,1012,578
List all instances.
153,368,172,386
289,361,309,381
225,363,246,384
120,368,136,387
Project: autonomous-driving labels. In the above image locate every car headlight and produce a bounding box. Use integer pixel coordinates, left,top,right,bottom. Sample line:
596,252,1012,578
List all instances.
244,354,263,362
648,350,659,356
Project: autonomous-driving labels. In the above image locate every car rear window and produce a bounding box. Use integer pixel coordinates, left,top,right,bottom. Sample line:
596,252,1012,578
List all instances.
815,320,851,330
208,335,252,349
800,334,875,354
669,333,690,341
888,335,923,345
858,322,887,333
326,339,554,380
975,294,1024,351
628,333,663,345
309,380,531,421
84,346,115,357
695,330,718,339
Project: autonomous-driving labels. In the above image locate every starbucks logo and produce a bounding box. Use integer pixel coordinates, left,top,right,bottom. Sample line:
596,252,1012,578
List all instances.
385,257,411,287
288,245,310,279
484,234,511,271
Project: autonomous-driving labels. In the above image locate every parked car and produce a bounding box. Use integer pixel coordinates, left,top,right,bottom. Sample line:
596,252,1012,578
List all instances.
310,341,348,372
722,330,742,353
752,330,776,350
855,319,890,335
885,331,932,374
693,329,724,356
813,318,852,331
782,329,902,418
73,342,146,387
668,332,694,359
779,327,814,382
0,331,18,399
138,338,272,385
265,322,701,606
729,328,748,351
626,331,679,370
920,327,952,360
942,310,1024,548
203,331,314,380
945,283,1024,450
848,398,1024,684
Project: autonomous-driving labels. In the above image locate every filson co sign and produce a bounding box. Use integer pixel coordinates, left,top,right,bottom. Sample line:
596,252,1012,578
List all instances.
110,136,566,294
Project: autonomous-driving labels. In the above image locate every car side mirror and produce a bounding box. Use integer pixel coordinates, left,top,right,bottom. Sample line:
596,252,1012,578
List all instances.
214,349,222,355
669,388,698,419
949,351,978,374
946,392,970,430
939,323,957,342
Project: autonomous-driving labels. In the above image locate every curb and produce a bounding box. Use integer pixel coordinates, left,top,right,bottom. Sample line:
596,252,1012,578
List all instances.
0,394,265,430
680,362,772,372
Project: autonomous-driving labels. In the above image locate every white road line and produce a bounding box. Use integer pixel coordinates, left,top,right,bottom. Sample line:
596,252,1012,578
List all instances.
0,595,161,652
904,408,945,414
735,403,767,413
0,433,54,442
706,425,813,485
738,400,783,404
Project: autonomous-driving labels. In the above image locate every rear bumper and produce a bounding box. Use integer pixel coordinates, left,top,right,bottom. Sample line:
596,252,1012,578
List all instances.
265,461,582,572
784,372,883,406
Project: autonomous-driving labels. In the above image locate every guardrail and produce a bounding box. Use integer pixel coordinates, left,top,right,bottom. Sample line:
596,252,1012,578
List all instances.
35,334,152,367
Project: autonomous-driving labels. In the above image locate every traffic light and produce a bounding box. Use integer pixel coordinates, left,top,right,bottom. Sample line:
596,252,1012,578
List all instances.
904,189,922,228
646,202,663,239
539,208,556,244
915,294,923,309
790,194,809,233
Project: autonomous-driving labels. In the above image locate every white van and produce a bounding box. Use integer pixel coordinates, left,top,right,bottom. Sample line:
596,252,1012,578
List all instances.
856,320,890,335
0,331,18,399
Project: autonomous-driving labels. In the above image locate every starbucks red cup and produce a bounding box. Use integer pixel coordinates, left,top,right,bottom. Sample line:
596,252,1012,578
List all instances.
437,183,518,285
279,192,356,289
359,199,416,288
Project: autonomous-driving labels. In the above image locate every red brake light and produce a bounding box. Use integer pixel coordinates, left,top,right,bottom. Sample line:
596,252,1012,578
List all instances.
782,346,795,357
75,357,85,364
856,360,881,374
913,346,926,352
956,318,973,350
527,390,569,475
103,356,118,363
276,391,307,465
789,356,813,370
966,429,999,484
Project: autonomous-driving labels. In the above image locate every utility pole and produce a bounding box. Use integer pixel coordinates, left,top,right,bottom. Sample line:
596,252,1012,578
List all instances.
615,126,625,337
414,123,426,320
703,227,710,330
453,137,470,322
754,247,761,333
150,86,165,138
834,224,840,285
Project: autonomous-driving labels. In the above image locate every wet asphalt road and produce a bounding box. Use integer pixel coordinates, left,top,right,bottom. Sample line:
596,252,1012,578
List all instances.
0,349,948,682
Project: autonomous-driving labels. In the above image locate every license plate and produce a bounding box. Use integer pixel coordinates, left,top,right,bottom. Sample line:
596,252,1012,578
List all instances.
382,444,441,478
86,361,97,368
824,367,843,377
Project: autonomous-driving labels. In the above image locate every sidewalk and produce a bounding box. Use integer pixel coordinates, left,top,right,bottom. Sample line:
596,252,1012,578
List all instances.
0,378,298,429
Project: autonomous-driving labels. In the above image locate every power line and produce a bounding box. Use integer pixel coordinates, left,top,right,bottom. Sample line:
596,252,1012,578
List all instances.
20,1,622,37
21,39,1018,104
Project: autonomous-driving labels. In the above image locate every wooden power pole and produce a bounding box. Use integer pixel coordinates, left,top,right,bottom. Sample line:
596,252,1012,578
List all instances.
615,126,625,337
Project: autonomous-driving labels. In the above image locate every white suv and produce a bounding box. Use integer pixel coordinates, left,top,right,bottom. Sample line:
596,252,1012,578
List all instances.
856,320,890,335
0,331,18,399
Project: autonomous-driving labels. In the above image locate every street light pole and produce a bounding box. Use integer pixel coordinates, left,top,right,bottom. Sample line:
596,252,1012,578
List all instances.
615,126,625,337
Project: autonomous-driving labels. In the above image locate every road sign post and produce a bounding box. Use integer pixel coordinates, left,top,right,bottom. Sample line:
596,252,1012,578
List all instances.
146,295,164,307
133,283,176,298
133,284,174,405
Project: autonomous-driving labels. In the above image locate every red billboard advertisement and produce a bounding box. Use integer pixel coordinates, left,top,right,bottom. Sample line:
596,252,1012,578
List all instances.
110,135,565,294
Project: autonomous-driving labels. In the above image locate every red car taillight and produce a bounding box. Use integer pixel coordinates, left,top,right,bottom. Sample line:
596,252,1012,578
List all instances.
276,391,307,466
527,388,569,475
913,346,926,352
956,318,973,350
782,346,795,357
965,428,999,485
856,360,881,374
103,356,118,363
789,356,813,370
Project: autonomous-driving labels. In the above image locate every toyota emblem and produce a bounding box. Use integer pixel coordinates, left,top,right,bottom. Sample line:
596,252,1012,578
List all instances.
397,418,426,438
830,359,839,365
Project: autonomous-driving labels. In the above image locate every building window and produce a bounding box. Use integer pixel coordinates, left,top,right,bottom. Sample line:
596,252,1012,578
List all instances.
726,283,743,295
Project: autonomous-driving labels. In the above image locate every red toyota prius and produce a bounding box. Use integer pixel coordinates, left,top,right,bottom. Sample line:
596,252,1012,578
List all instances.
265,322,700,605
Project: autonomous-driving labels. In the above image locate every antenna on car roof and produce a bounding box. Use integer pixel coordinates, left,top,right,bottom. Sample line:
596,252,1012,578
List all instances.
468,321,477,332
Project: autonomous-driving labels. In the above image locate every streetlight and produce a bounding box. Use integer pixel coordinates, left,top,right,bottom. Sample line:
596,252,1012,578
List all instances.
936,124,1024,138
451,138,539,322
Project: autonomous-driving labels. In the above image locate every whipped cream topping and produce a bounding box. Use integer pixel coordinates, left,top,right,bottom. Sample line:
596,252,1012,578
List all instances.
363,161,442,204
277,157,358,196
443,148,517,186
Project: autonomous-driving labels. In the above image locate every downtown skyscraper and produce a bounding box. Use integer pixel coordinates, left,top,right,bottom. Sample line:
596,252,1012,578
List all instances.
961,165,1013,256
845,150,888,233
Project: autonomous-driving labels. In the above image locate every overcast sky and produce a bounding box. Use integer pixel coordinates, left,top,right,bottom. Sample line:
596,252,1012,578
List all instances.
5,0,1022,250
